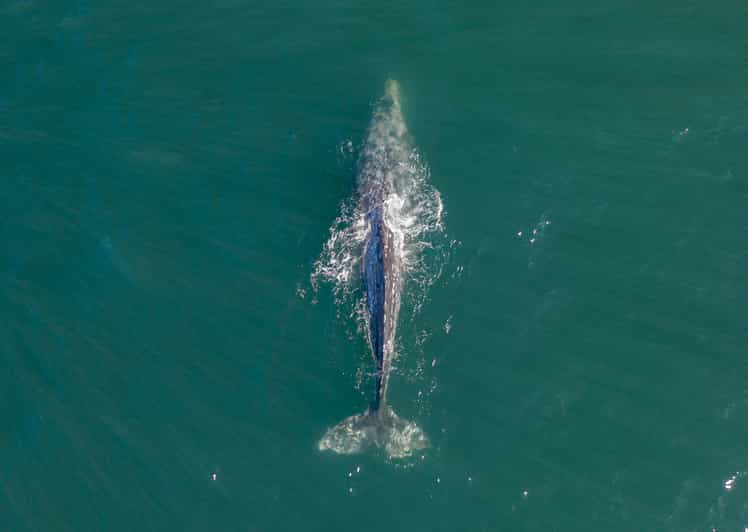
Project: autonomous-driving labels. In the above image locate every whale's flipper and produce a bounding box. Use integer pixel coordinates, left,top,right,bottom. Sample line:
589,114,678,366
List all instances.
318,406,428,459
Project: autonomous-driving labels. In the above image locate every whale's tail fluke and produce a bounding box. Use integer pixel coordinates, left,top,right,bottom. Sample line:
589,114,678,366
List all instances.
318,406,428,459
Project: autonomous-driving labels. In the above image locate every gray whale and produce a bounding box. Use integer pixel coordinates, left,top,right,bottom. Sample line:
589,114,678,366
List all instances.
318,81,429,458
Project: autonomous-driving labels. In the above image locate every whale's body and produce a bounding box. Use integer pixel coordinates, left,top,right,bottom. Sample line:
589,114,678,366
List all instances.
318,81,428,458
363,183,399,412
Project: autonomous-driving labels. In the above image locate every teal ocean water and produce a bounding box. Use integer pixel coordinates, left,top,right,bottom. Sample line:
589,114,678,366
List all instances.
3,2,748,530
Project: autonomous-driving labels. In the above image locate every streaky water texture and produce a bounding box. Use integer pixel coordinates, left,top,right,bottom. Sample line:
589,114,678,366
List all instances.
3,1,748,531
316,80,439,458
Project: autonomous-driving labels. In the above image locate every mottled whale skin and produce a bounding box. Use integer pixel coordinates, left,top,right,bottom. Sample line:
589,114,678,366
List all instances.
362,183,400,413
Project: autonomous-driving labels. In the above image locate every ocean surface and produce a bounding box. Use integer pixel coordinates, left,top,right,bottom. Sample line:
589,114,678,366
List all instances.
2,2,748,530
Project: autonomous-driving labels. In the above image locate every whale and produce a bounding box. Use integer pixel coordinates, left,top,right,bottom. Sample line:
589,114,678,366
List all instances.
318,80,429,458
